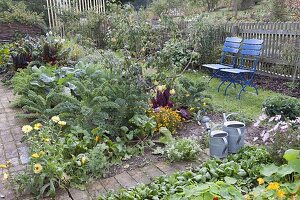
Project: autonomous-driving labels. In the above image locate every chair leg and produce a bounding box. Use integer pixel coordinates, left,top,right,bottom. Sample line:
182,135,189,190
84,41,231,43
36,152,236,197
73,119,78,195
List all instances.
218,79,226,92
207,76,214,85
237,85,247,99
224,81,233,96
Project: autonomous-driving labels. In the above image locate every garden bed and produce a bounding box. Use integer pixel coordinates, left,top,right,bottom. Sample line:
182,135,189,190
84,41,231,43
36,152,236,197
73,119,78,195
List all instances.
254,74,300,98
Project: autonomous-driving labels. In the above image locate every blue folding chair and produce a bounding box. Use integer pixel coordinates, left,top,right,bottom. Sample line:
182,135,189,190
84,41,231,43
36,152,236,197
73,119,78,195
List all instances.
219,39,263,99
202,37,243,84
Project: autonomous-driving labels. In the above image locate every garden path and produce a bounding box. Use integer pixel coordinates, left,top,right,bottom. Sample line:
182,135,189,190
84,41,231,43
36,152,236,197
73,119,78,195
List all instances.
0,81,30,200
52,157,208,200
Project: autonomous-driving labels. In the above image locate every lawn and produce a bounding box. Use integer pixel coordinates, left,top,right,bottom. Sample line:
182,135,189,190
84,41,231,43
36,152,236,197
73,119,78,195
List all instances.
185,71,282,122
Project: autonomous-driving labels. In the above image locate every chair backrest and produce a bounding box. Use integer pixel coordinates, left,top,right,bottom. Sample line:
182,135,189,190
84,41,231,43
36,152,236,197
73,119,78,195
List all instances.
220,37,243,67
239,39,263,71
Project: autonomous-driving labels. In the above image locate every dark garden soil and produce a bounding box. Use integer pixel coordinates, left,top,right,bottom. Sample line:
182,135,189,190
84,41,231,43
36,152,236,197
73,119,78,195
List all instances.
253,74,300,98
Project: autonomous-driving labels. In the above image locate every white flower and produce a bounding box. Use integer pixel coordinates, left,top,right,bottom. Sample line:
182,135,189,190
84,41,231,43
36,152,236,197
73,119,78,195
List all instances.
269,117,275,122
262,131,269,142
274,115,282,121
280,124,288,132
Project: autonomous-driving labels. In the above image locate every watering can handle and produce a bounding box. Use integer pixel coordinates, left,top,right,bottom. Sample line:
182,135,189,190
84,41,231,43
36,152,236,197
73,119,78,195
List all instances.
237,128,242,145
223,113,246,124
223,113,238,122
222,137,228,155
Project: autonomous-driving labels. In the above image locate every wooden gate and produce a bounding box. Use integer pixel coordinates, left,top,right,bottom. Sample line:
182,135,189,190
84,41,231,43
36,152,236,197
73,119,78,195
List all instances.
46,0,106,32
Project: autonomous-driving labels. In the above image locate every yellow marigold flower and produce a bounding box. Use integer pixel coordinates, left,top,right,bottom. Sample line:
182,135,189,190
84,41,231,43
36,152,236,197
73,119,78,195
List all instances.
3,173,9,180
157,85,163,92
81,156,87,165
34,163,42,174
33,123,42,130
95,136,100,143
58,121,67,126
266,182,280,190
257,178,264,185
244,194,251,200
51,116,60,123
31,153,40,158
277,190,286,198
44,138,50,142
170,89,176,95
22,125,33,134
0,164,7,168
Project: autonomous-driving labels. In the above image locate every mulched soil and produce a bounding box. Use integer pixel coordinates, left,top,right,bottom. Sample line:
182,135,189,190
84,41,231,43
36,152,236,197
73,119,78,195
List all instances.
253,74,300,98
104,147,166,178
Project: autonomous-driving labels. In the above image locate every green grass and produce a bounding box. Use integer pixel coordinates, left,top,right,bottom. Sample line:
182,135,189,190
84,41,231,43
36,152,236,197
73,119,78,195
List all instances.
185,70,284,122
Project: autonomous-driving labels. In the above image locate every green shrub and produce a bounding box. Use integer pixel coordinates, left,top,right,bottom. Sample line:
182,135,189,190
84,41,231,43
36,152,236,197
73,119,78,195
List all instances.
0,0,45,26
165,137,201,162
263,95,300,120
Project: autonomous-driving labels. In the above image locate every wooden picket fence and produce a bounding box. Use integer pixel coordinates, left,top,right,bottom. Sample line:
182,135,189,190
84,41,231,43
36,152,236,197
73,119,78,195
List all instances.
224,22,300,80
46,0,106,32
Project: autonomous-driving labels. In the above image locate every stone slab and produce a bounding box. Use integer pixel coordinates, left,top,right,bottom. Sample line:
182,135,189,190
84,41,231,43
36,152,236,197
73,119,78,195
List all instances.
114,172,138,188
100,177,122,192
127,168,151,184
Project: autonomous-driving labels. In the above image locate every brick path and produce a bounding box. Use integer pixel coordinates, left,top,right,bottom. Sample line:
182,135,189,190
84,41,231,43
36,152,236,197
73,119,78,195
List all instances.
0,83,30,200
0,81,209,200
54,160,208,200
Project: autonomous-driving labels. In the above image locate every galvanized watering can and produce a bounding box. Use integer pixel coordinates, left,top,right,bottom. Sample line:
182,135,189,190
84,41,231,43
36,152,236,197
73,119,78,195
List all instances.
202,116,228,158
209,130,228,158
222,113,245,153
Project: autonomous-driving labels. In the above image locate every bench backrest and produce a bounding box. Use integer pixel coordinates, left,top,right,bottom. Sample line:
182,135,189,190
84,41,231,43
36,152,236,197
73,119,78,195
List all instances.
220,37,242,67
239,39,263,71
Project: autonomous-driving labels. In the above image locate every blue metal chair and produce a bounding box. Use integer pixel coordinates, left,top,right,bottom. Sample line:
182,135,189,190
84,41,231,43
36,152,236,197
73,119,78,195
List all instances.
202,37,243,83
219,39,263,99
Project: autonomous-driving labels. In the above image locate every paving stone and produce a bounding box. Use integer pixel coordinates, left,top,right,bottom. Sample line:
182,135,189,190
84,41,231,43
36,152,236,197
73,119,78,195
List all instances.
69,188,90,200
155,162,177,175
0,122,10,131
128,168,151,184
141,165,164,180
115,172,138,188
1,132,14,142
4,143,19,159
0,129,10,136
87,181,107,199
18,146,30,164
172,162,188,171
100,177,122,192
9,164,26,173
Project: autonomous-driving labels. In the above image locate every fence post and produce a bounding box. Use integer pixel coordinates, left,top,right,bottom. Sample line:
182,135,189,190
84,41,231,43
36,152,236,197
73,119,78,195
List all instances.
231,25,239,36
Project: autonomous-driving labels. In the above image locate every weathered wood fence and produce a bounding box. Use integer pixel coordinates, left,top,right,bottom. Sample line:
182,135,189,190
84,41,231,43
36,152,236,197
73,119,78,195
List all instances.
224,22,300,80
46,0,106,31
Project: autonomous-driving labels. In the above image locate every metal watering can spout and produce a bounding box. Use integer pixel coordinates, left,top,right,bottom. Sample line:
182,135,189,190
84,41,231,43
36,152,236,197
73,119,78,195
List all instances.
201,116,211,131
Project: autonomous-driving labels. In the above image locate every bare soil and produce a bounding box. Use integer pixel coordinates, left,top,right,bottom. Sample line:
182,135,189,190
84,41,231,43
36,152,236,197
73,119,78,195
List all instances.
254,74,300,98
